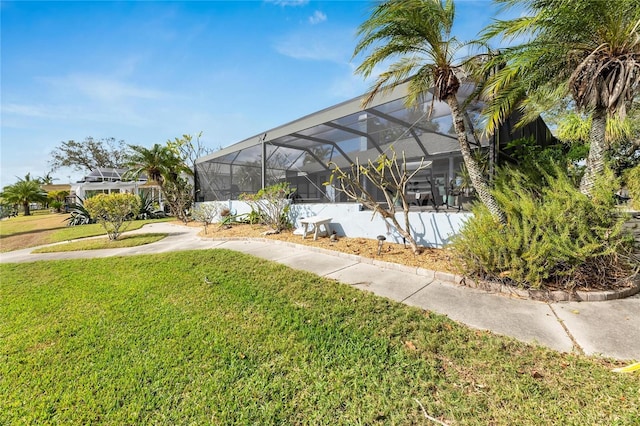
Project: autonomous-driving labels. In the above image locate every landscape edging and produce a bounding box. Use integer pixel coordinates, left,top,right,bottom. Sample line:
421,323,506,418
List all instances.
209,237,639,302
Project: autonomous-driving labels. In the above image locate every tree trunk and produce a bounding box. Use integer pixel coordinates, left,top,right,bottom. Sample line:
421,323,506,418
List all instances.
446,95,507,225
579,108,607,197
23,201,31,216
374,205,422,255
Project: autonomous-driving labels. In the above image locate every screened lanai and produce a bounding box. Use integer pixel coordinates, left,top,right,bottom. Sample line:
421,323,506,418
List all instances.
195,81,552,206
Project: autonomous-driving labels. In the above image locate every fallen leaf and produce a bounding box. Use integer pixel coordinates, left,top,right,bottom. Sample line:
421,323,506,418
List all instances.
531,370,543,379
404,340,417,351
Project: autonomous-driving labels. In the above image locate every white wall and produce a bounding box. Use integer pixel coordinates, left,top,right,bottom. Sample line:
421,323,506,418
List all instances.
197,201,471,248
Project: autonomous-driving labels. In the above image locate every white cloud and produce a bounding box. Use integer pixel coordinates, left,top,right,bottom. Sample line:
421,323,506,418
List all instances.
46,74,171,102
273,27,354,63
1,103,55,118
264,0,309,6
308,10,327,25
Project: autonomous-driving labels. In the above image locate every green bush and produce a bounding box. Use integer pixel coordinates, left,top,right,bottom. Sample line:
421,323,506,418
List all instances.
451,165,635,290
624,164,640,210
84,193,141,240
239,183,292,232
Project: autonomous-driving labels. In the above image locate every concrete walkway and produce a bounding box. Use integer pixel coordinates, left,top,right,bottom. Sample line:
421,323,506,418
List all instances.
2,222,638,361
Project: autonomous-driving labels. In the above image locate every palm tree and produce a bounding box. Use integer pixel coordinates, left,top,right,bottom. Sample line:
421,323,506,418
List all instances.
124,143,192,221
124,144,190,189
1,178,48,216
481,0,640,196
353,0,507,223
37,171,58,185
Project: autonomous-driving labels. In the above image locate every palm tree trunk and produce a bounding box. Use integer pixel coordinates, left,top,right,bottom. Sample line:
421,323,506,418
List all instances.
446,95,507,224
579,108,607,197
23,201,31,216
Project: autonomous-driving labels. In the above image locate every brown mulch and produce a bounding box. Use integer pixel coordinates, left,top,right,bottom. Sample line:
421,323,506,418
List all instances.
186,221,458,274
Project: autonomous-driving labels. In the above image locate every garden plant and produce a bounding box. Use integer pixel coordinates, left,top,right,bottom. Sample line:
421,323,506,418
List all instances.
84,193,141,241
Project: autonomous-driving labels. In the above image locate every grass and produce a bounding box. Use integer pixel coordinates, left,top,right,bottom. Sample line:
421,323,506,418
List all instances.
31,233,168,253
0,211,172,252
0,210,63,237
1,250,639,425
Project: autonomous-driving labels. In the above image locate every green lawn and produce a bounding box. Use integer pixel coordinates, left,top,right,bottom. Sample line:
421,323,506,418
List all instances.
0,212,173,252
46,218,173,243
32,233,168,252
1,250,638,425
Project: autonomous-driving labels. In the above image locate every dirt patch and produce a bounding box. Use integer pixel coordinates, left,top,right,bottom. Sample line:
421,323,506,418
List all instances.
0,214,68,252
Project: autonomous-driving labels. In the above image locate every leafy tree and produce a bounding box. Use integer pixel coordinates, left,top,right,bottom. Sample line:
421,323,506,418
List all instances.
167,132,214,205
481,0,640,197
125,143,191,188
84,193,141,240
353,0,506,224
163,177,194,224
49,137,129,172
0,178,48,216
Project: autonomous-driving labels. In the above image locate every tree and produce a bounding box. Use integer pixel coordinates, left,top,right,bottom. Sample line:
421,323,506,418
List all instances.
353,0,507,224
0,178,48,216
124,143,192,223
49,137,129,172
481,0,640,197
163,177,194,224
328,149,430,254
125,144,176,187
37,171,57,185
167,132,214,172
167,132,214,203
84,193,141,240
47,189,70,213
555,110,640,179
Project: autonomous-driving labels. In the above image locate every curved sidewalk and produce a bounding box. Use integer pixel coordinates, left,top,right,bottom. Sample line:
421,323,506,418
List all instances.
2,222,638,361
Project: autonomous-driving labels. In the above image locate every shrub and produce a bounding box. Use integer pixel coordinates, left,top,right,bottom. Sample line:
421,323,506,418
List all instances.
84,193,141,240
135,191,160,220
65,197,94,226
624,164,640,210
49,201,63,213
192,203,221,232
239,183,292,233
451,165,635,290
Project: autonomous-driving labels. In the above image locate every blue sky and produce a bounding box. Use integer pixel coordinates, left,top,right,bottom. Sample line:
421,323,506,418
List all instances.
1,0,512,187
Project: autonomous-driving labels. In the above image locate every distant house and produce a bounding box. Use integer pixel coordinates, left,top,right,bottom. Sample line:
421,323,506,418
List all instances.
72,168,164,209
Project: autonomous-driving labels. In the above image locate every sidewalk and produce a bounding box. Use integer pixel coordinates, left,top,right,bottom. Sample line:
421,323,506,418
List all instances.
2,222,638,361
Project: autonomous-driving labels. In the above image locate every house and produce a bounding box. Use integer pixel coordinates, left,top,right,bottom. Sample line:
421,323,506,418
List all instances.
72,168,164,210
194,81,553,247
